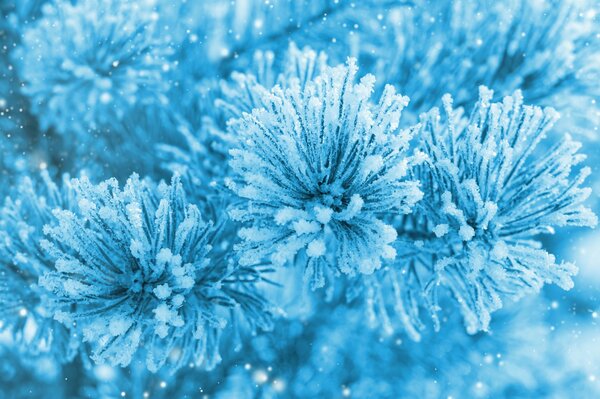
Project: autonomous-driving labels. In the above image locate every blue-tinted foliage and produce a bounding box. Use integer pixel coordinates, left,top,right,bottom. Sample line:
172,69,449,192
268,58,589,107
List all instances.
364,88,597,339
12,0,175,179
158,44,327,209
228,58,422,288
375,0,600,127
76,298,600,399
41,174,273,372
0,171,78,361
0,343,64,399
418,87,595,322
15,0,171,136
1,0,599,397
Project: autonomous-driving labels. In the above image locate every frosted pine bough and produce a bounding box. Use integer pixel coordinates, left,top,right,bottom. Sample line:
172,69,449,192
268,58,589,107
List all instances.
228,59,422,289
40,175,272,372
0,172,78,362
369,87,597,338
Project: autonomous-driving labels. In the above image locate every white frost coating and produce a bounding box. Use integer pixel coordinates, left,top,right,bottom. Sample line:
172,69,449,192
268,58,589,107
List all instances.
126,202,143,230
108,318,132,336
98,206,118,222
307,239,326,257
364,155,384,175
382,244,397,259
381,224,398,243
433,224,449,237
153,283,172,300
293,220,321,235
275,207,308,225
491,241,509,259
314,206,334,224
171,294,185,307
77,198,95,214
153,303,173,323
337,194,364,221
156,248,173,267
459,225,475,241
